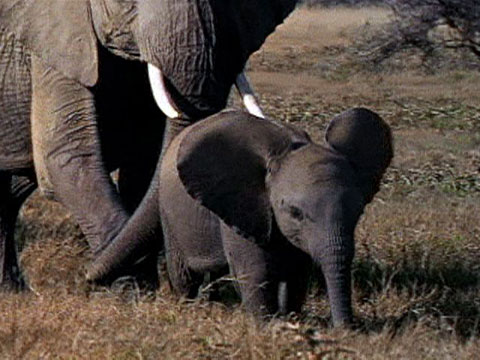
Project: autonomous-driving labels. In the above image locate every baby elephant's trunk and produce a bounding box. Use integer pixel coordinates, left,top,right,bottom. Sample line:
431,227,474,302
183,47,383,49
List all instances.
311,234,354,327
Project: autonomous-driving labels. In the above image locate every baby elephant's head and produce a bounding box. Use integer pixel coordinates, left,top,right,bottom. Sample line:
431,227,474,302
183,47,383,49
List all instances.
268,108,393,326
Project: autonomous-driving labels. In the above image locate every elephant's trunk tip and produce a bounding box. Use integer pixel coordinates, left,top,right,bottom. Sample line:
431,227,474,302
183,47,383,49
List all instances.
85,252,119,284
85,261,107,283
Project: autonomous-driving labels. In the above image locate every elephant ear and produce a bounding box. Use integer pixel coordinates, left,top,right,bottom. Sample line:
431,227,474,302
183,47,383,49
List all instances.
325,108,393,203
176,115,277,245
90,0,139,60
212,0,298,74
219,0,298,58
0,0,98,86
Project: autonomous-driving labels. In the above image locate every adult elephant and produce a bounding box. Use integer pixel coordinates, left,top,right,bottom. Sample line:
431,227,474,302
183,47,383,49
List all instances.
0,0,298,290
88,108,394,326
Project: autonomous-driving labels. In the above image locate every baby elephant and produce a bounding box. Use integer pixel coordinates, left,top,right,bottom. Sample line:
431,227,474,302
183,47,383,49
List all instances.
90,108,393,327
161,108,392,326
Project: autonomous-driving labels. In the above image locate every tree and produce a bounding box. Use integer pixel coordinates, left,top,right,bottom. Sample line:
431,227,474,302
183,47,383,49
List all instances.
359,0,480,68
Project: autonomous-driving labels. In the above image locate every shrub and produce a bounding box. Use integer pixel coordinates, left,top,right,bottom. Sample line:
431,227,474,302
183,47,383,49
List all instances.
355,0,480,70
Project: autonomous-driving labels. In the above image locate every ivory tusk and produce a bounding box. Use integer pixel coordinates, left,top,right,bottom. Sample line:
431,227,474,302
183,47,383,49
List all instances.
235,72,265,119
147,64,181,119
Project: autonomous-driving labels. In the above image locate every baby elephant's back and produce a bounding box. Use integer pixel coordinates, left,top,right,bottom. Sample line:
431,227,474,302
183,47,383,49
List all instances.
0,30,33,170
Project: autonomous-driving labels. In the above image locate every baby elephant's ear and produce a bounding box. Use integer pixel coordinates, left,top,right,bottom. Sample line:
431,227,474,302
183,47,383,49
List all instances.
176,118,272,244
325,108,393,202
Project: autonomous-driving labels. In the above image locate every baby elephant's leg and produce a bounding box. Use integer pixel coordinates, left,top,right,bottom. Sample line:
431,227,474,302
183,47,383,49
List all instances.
221,224,280,316
283,249,312,314
163,224,203,298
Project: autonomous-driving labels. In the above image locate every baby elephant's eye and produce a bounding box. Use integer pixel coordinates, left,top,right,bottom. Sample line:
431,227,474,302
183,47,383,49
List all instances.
289,206,304,221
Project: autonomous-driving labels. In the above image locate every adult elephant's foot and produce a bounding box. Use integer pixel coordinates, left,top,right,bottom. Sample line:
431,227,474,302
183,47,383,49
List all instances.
0,268,27,293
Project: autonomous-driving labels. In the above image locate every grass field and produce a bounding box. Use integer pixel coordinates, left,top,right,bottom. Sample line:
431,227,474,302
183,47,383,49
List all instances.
2,6,480,359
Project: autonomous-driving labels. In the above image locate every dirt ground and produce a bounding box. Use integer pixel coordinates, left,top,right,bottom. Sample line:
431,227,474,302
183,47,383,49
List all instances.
1,6,480,359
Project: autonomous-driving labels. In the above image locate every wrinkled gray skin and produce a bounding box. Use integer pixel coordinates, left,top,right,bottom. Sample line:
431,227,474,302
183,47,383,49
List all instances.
0,45,165,290
0,0,297,290
88,108,393,327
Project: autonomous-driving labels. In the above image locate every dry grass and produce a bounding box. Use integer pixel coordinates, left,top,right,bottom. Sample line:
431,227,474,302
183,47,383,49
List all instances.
2,6,480,359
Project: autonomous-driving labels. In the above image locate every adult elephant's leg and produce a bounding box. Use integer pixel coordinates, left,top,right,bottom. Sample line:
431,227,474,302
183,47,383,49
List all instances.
96,50,165,214
116,115,187,215
117,150,160,213
0,173,20,290
0,173,36,290
30,56,128,252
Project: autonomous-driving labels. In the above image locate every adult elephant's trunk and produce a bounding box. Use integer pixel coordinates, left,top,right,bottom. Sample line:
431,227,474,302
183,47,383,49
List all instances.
138,0,230,119
86,169,162,285
311,234,354,327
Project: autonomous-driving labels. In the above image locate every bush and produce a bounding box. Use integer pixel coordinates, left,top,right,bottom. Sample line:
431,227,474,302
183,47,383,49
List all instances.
355,0,480,70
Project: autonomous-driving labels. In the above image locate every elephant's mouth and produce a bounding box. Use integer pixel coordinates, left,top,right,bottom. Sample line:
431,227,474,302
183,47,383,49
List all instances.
147,64,264,120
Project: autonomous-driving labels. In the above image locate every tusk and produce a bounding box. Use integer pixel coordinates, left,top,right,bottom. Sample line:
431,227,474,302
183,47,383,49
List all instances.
235,72,265,119
147,64,181,119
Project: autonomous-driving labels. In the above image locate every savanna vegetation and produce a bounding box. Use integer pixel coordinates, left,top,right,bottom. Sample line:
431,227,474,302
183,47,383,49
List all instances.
355,0,480,72
1,5,480,359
